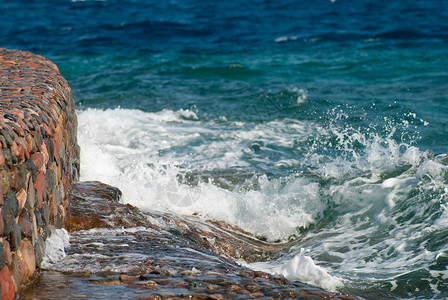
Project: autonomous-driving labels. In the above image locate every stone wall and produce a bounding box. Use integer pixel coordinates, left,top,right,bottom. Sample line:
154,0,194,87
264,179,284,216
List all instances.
0,48,80,298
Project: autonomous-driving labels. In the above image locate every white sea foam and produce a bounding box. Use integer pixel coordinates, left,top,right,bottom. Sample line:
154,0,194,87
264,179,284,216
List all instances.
291,87,307,104
77,108,322,241
275,36,299,43
41,228,70,269
77,107,448,294
247,248,343,291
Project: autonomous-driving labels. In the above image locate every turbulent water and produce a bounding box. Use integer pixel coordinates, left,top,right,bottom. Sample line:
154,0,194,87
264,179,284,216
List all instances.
2,0,448,298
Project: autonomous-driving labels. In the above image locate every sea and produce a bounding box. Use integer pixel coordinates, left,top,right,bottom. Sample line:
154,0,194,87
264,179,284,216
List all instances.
1,0,448,299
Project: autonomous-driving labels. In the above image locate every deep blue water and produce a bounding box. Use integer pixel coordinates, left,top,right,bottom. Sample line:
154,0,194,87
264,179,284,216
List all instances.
2,0,448,299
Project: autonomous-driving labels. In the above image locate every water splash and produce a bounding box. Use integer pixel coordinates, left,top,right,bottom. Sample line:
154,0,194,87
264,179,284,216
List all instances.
77,105,448,297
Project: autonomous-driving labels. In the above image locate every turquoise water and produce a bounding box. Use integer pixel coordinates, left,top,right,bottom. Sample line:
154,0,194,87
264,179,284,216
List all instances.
2,0,448,298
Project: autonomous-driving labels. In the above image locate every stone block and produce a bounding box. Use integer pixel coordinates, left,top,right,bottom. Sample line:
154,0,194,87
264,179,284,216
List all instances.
0,170,9,196
15,189,26,211
0,266,14,300
30,153,45,174
10,253,19,293
18,209,32,238
34,235,45,268
41,203,50,225
0,242,4,270
3,191,19,219
25,176,36,210
33,172,45,209
9,222,21,252
18,239,35,284
2,240,12,267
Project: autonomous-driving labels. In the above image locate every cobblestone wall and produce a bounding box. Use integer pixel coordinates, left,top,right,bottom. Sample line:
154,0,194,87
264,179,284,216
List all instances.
0,48,80,298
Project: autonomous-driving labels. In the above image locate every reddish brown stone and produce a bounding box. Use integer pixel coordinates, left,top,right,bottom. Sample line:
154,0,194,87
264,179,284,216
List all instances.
119,274,139,283
61,177,68,196
18,239,35,284
52,136,60,163
10,252,20,293
15,189,26,210
42,123,53,136
246,284,260,293
15,141,25,161
33,172,45,209
10,142,19,162
30,153,45,173
0,265,14,300
23,139,31,160
229,285,243,292
60,202,69,227
168,281,187,289
2,240,12,267
25,134,37,154
31,211,38,241
41,142,49,166
49,193,57,223
18,209,33,238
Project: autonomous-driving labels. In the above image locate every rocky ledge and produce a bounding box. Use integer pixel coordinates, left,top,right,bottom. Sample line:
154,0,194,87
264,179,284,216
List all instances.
22,181,361,299
1,48,362,299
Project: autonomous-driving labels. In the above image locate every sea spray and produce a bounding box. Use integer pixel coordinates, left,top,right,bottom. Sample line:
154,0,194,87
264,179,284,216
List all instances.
77,108,325,241
77,106,448,297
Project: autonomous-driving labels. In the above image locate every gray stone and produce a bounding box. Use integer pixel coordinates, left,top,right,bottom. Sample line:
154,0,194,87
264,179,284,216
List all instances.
45,138,54,165
2,191,19,236
1,149,12,167
45,169,55,193
42,225,51,241
35,235,45,268
25,158,37,182
5,191,19,218
0,242,5,269
34,210,43,227
41,203,50,225
9,221,21,251
0,129,13,147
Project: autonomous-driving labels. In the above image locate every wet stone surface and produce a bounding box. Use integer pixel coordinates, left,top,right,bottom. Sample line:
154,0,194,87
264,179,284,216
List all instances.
21,181,362,299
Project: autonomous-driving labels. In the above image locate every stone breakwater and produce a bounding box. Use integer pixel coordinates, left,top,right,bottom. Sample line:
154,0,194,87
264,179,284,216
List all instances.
22,181,360,299
0,48,80,298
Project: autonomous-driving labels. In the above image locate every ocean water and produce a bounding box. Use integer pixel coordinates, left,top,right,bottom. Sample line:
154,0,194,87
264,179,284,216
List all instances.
2,0,448,298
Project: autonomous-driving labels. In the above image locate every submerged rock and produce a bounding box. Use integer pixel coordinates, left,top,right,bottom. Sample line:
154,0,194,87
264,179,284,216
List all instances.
32,180,363,300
